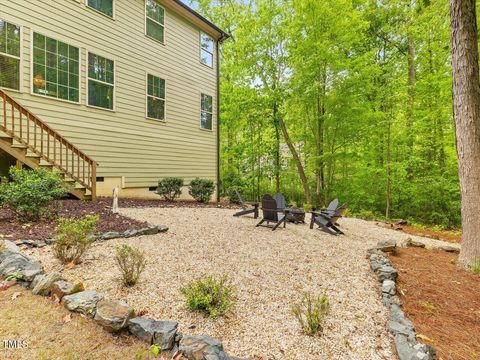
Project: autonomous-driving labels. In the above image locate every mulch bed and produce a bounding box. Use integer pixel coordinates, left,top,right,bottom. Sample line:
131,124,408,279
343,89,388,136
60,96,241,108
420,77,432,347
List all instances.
400,225,461,244
0,198,241,241
389,248,480,360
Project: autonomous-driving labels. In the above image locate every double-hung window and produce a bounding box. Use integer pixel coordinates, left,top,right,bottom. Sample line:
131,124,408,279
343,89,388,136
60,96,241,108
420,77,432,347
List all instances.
87,0,114,18
201,94,213,130
0,20,21,91
32,33,80,102
147,74,165,121
200,33,214,68
87,52,114,110
146,0,165,43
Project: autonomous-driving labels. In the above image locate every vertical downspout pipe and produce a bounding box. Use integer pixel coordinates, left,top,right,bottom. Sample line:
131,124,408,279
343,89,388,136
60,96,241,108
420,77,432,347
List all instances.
216,36,224,203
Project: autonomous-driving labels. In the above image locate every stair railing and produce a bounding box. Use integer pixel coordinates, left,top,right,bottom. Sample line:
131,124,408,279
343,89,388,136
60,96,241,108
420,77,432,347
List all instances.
0,89,97,199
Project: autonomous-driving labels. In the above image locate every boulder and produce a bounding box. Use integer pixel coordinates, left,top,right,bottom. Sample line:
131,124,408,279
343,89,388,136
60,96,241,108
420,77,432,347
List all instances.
158,225,169,233
404,238,426,249
98,232,123,241
62,290,104,316
178,335,230,360
0,253,44,282
29,274,44,289
0,241,21,263
51,280,85,300
128,317,178,350
377,239,397,253
32,272,63,296
377,265,398,282
94,300,135,333
437,243,460,253
382,279,396,296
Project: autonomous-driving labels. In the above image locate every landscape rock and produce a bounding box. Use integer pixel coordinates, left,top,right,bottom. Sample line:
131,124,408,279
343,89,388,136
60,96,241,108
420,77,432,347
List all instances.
32,272,63,296
0,240,21,263
128,317,178,350
179,335,230,360
45,238,57,245
0,253,44,282
29,274,44,289
377,239,397,253
98,231,123,241
51,280,85,300
94,300,135,333
158,225,169,233
404,238,426,248
62,290,104,316
377,265,398,282
437,243,460,253
382,279,396,295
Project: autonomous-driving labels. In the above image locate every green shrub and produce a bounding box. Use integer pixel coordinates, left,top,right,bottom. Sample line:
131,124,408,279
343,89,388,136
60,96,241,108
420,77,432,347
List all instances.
181,274,235,317
472,261,480,276
115,244,147,286
227,186,243,204
291,292,330,336
0,167,67,221
355,209,376,221
188,178,215,203
53,215,99,264
156,177,184,201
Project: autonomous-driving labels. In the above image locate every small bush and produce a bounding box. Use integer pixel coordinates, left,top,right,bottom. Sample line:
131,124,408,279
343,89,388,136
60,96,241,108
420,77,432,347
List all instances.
0,167,67,221
156,177,184,201
291,292,330,336
115,244,146,286
188,178,215,203
53,215,99,264
303,203,313,213
227,186,243,204
419,301,436,315
355,209,376,221
472,261,480,276
181,274,235,317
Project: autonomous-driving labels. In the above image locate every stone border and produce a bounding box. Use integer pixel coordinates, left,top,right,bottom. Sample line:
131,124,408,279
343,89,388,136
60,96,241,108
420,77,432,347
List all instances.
12,223,169,248
367,242,436,360
0,240,243,360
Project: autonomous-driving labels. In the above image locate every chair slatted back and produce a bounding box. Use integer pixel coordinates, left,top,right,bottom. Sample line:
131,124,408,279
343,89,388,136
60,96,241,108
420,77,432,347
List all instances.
234,189,246,209
328,204,347,223
325,198,339,212
274,192,287,210
262,194,279,221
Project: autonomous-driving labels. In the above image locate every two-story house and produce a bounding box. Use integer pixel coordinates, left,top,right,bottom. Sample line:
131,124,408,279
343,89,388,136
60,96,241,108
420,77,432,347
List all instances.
0,0,229,200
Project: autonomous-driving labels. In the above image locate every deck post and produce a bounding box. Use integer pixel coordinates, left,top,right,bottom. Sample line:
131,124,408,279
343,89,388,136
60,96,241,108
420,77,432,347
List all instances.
91,162,97,201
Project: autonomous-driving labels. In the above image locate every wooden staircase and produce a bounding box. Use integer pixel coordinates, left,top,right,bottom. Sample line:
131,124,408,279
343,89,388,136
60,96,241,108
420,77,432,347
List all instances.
0,89,97,200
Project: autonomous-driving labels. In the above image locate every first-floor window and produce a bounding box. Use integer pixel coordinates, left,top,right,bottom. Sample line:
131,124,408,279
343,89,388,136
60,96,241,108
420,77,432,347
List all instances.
32,33,80,102
87,52,114,110
87,0,114,18
201,93,213,130
147,74,165,120
0,20,21,91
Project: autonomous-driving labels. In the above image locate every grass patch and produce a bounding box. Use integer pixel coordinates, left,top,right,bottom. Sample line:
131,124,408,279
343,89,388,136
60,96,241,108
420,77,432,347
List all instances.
291,292,330,336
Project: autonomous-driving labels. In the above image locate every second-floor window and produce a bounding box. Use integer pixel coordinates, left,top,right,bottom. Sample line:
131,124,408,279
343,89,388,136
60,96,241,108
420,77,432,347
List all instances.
0,20,21,91
87,0,114,18
32,33,80,102
146,0,165,43
88,52,114,110
147,74,165,121
201,93,213,130
200,33,214,68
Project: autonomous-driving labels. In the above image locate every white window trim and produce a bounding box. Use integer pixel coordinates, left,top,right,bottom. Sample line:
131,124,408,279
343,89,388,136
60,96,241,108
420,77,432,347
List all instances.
29,30,82,105
200,92,214,132
85,0,115,20
86,50,116,112
0,19,23,93
199,32,214,69
145,0,166,45
145,72,167,122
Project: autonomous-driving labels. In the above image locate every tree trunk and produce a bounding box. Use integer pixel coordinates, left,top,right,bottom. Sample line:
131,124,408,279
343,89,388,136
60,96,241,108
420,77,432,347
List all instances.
450,0,480,266
278,116,312,205
273,104,281,193
406,34,416,179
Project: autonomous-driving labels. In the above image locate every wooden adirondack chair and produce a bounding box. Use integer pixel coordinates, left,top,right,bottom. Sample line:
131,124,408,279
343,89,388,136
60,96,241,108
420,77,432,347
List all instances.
256,194,289,231
233,189,259,219
274,192,306,224
310,204,347,235
319,198,339,216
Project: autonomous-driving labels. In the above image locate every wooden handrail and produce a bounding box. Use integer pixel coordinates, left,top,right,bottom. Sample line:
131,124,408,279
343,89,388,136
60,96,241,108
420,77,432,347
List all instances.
0,89,97,199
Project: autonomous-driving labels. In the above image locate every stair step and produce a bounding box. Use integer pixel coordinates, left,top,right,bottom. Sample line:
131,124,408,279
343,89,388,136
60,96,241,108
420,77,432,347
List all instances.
26,152,41,158
11,143,27,149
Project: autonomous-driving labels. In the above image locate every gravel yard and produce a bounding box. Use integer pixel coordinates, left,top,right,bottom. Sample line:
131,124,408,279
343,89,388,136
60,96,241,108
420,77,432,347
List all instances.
27,208,399,360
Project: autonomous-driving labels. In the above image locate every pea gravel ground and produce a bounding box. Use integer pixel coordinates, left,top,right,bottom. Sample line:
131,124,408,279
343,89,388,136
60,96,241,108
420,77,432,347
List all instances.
27,208,400,360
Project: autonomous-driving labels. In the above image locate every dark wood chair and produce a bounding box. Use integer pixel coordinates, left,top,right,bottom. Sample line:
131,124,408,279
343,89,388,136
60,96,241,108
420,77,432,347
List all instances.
310,204,347,235
256,194,289,231
319,198,339,216
274,192,305,224
233,189,259,219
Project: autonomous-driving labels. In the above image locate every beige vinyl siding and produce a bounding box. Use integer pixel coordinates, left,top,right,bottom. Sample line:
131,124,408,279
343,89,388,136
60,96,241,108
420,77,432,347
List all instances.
0,0,218,188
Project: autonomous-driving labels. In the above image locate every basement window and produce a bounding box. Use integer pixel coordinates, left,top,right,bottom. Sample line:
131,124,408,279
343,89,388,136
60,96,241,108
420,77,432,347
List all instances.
0,20,21,91
145,0,165,44
32,33,80,102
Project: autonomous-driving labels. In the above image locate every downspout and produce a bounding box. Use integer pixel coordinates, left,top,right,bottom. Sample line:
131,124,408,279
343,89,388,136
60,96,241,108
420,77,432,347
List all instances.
216,35,226,203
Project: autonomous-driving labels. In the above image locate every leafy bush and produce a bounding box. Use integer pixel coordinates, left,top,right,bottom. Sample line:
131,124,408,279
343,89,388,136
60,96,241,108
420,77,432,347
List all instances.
355,209,376,221
53,215,99,264
188,178,215,203
303,203,313,213
291,292,330,336
227,186,243,204
156,177,184,201
115,244,147,286
472,261,480,276
0,167,67,220
181,274,235,317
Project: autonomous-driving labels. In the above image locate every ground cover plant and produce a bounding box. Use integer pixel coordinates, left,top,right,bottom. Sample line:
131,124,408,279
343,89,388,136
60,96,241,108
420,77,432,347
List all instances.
115,244,147,286
53,215,99,265
291,291,330,336
0,167,67,220
181,274,235,317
